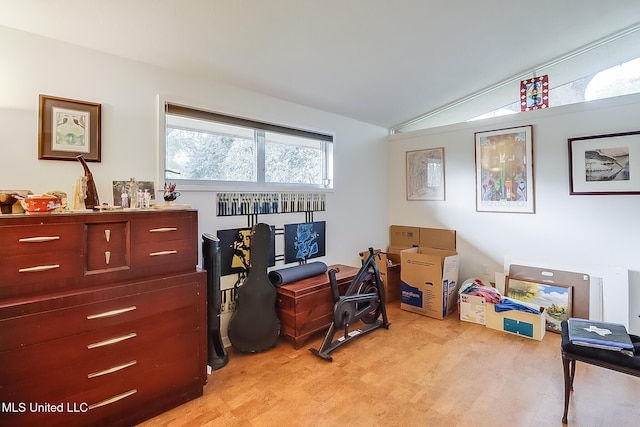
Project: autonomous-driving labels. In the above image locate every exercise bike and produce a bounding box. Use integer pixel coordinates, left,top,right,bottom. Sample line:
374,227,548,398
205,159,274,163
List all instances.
309,248,390,361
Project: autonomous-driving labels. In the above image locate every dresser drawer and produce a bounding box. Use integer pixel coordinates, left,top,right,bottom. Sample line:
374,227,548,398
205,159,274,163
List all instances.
0,277,201,351
0,251,82,299
1,303,200,403
131,215,194,244
131,239,197,274
0,223,83,257
86,221,129,272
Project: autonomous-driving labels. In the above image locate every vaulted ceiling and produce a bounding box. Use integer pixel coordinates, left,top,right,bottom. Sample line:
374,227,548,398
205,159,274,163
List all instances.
2,1,640,129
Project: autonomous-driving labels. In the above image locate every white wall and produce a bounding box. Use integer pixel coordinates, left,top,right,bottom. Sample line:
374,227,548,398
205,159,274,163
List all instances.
0,26,389,282
388,94,640,329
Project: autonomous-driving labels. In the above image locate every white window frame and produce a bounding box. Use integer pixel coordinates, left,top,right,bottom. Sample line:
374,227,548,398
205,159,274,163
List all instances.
157,97,334,192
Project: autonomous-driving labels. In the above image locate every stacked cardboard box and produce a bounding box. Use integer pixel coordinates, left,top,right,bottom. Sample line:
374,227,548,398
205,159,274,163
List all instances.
394,226,460,320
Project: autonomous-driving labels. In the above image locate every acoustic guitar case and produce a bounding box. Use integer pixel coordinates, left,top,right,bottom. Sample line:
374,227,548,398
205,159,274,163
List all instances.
227,223,280,352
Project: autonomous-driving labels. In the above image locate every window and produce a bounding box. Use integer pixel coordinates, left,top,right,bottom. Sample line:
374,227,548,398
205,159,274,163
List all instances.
393,24,640,132
162,102,333,190
469,57,640,122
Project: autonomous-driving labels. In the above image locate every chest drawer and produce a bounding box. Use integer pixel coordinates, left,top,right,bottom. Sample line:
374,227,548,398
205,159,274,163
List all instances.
0,307,201,427
0,251,83,300
0,276,202,351
86,221,129,272
131,215,194,244
0,223,83,257
1,303,200,402
131,239,197,275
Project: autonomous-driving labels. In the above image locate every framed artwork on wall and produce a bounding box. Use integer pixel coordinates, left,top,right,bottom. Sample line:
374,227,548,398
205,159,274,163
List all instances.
283,221,326,264
38,95,101,162
406,147,445,201
475,125,534,213
520,74,549,111
568,130,640,195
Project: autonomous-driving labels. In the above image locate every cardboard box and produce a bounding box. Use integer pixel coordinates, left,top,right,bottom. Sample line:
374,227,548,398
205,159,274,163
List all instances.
459,294,486,325
376,252,401,303
418,227,457,251
485,303,546,340
360,249,401,303
400,246,460,319
388,225,420,254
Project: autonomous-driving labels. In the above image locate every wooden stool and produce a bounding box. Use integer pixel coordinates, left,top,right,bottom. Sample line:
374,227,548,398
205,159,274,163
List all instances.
560,320,640,424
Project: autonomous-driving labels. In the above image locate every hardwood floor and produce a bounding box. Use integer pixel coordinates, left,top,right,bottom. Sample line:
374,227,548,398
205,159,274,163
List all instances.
139,304,640,427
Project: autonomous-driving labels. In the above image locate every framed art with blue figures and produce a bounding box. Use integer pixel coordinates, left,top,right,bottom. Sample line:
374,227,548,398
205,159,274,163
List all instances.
283,221,326,264
475,125,535,213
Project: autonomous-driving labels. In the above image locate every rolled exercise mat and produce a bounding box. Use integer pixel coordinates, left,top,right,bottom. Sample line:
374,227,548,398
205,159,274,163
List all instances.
268,262,328,286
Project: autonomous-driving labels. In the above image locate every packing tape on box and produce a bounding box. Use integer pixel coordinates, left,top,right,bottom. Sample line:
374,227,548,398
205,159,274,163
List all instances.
268,262,328,286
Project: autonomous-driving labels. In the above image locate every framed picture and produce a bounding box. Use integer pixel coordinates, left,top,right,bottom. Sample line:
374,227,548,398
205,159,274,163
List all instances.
112,180,155,208
406,147,445,201
568,130,640,195
505,278,572,333
283,221,326,264
216,226,276,276
38,95,101,162
475,125,534,213
520,74,549,111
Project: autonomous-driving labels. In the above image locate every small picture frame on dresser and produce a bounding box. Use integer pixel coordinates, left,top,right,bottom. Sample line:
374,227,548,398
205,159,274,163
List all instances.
113,180,155,208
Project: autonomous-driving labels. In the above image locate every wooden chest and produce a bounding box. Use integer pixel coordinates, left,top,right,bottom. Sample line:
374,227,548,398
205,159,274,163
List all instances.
0,210,206,427
276,264,359,349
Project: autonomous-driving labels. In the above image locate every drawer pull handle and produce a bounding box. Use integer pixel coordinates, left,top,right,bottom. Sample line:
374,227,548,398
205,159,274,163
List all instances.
149,227,178,233
105,229,111,242
149,250,178,257
87,333,137,349
18,264,60,273
87,306,136,320
18,236,61,243
89,389,137,410
105,251,111,265
88,360,137,378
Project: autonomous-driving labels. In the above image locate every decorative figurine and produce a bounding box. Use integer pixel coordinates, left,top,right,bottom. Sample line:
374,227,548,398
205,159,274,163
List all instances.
76,155,99,209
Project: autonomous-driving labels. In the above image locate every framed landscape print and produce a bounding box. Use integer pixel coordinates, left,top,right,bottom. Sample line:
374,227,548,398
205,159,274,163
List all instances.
506,278,572,333
406,147,445,201
568,130,640,195
38,95,101,162
475,125,534,213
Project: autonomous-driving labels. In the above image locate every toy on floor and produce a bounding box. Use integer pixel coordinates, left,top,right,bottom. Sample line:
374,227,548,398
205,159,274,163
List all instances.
310,248,390,361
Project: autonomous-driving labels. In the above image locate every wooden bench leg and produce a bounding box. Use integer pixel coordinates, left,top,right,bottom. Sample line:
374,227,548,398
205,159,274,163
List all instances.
562,355,574,424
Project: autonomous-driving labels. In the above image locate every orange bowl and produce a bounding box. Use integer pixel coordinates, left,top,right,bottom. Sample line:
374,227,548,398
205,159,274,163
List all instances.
20,195,62,214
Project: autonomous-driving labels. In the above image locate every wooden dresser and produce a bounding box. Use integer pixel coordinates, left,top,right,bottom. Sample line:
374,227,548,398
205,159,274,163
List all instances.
276,264,359,349
0,209,207,427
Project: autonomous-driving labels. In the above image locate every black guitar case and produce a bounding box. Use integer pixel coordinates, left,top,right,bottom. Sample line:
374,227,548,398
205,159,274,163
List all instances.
227,223,280,352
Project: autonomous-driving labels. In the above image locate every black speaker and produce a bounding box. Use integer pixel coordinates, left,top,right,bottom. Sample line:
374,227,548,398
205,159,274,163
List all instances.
202,233,229,370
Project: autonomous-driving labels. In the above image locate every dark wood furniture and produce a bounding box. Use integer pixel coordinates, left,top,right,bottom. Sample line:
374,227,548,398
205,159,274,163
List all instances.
276,264,359,349
560,320,640,424
0,209,206,427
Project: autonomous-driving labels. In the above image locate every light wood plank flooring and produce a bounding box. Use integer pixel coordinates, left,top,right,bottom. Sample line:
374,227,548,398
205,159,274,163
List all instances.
139,304,639,427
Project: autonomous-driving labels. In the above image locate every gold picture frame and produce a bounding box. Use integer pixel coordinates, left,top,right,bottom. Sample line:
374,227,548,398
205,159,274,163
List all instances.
38,95,101,162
